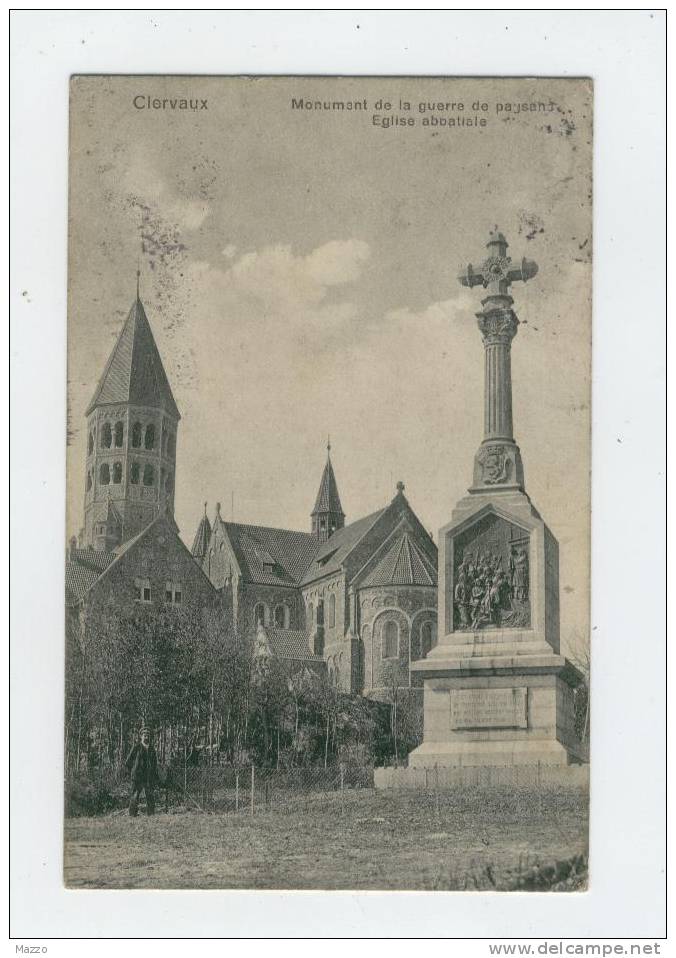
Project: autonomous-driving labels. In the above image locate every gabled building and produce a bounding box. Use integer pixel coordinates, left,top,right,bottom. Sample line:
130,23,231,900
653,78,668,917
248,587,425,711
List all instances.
194,448,439,697
66,511,222,620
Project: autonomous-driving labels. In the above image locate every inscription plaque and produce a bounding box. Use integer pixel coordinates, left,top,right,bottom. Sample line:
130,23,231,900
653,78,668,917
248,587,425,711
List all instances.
450,687,528,729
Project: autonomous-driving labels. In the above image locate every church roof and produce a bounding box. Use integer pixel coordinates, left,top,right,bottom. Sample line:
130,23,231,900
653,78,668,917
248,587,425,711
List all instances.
222,522,319,586
65,548,116,606
265,628,323,661
311,454,344,517
191,507,212,560
361,531,437,588
86,296,180,419
301,508,385,585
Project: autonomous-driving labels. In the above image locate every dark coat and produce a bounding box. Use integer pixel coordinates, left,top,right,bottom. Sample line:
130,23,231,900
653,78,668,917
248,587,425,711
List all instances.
125,743,159,789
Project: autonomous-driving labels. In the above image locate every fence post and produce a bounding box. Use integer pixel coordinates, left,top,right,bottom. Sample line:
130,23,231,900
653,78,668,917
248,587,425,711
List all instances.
250,764,255,817
235,771,239,813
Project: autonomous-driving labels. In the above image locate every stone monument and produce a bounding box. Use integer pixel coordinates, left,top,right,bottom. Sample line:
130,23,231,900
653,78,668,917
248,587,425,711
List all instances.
409,230,584,768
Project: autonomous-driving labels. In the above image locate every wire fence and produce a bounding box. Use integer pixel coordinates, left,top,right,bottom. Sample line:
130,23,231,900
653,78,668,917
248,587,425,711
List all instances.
174,764,374,814
65,763,375,817
65,760,588,819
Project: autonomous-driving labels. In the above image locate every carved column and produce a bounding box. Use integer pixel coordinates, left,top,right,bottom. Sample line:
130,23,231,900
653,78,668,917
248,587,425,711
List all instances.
479,297,518,442
457,230,537,495
471,295,524,492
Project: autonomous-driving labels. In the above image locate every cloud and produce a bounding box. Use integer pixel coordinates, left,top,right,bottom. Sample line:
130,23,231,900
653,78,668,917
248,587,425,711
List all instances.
224,239,371,314
304,239,371,286
121,156,211,231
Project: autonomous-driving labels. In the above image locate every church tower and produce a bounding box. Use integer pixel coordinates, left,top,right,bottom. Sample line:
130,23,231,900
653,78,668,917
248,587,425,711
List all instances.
82,278,180,551
311,442,345,543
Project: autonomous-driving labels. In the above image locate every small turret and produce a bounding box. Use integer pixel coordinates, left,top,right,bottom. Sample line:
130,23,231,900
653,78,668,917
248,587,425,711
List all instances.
191,502,212,562
311,439,345,543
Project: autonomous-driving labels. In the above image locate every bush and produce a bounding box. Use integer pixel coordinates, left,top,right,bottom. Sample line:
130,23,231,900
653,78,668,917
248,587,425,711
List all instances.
65,773,128,817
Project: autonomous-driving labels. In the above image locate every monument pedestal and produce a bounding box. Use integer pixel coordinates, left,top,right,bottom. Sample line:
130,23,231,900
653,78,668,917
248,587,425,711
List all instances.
409,487,585,769
408,649,584,768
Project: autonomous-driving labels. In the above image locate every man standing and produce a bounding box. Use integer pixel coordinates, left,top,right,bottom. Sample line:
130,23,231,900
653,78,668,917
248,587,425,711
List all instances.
125,726,159,816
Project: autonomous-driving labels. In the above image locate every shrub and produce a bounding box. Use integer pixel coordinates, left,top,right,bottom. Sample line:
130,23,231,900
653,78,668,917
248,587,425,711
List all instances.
65,773,128,817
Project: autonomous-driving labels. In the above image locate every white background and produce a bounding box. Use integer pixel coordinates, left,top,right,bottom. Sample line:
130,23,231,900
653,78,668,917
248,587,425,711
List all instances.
9,9,666,944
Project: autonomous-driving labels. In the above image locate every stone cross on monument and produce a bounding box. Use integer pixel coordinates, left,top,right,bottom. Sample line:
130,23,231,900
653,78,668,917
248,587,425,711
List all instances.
458,230,538,493
404,227,585,772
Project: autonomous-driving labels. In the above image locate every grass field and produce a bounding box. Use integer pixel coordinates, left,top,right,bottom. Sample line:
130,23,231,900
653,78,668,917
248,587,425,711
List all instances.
64,785,588,891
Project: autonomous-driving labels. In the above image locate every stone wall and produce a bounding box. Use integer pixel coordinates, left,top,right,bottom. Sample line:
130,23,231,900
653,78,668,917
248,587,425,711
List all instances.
358,585,437,694
239,583,305,635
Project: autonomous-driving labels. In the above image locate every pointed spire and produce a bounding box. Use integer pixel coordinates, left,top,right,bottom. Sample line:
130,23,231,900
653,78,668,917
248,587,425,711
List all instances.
136,262,141,302
191,503,212,560
86,293,180,419
311,442,345,541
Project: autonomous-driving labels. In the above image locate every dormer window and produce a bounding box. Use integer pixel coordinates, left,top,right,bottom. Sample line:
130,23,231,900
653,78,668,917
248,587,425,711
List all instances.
316,549,338,568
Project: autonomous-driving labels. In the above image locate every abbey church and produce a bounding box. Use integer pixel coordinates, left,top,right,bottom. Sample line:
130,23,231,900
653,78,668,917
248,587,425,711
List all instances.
66,288,439,698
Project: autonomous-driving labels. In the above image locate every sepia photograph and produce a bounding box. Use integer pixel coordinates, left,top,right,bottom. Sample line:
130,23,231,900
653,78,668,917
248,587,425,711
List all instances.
62,74,593,892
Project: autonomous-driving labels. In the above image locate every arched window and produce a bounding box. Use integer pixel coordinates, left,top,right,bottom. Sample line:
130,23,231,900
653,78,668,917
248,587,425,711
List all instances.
100,422,112,448
87,431,94,456
382,620,399,659
132,422,142,448
167,433,175,458
144,424,155,450
166,474,173,493
99,463,110,485
274,604,290,629
328,593,336,629
316,599,324,627
162,426,168,454
86,471,92,491
130,462,140,484
307,602,314,627
254,602,269,626
114,421,124,447
112,462,122,484
313,631,324,656
421,620,437,657
143,464,154,486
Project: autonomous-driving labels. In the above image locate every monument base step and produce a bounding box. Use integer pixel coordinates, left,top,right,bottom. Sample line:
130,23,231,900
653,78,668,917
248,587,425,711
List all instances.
375,762,589,790
407,738,583,768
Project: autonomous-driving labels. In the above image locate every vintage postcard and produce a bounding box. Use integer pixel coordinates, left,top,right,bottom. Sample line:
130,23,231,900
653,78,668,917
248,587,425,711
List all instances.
64,75,592,891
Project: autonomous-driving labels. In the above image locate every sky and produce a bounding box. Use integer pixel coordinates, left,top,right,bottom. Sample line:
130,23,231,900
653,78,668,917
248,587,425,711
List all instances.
67,76,592,652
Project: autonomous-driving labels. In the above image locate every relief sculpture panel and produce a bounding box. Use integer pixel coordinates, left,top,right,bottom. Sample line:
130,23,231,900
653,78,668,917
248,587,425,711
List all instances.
453,512,530,630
